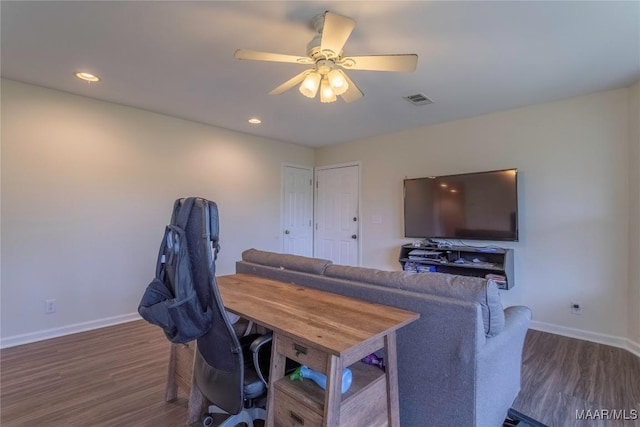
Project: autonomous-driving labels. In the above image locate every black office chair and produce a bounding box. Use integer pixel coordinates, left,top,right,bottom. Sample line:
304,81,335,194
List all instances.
171,198,271,427
139,197,274,426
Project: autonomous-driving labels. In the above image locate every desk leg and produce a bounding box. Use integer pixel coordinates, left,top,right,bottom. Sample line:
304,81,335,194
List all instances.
266,334,287,427
187,372,207,425
165,344,178,402
323,354,344,427
384,331,400,427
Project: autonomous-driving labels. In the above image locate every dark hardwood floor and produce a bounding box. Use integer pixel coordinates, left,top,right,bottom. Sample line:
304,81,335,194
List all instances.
0,321,193,427
511,330,640,427
1,321,638,426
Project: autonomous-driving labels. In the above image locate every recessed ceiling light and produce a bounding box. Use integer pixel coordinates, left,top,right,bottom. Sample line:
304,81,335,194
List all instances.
248,118,262,124
74,72,100,82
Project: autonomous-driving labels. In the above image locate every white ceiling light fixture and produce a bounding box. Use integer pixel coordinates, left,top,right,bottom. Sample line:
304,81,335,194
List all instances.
320,76,337,103
299,72,321,98
234,11,418,104
298,62,347,103
74,71,100,82
248,117,262,124
327,69,348,96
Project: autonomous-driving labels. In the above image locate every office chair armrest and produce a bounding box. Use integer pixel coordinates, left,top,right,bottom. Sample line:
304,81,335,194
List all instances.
249,332,273,387
249,331,273,353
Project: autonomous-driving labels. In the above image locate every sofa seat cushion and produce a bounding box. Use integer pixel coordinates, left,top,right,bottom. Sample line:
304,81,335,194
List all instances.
241,249,332,275
324,265,504,337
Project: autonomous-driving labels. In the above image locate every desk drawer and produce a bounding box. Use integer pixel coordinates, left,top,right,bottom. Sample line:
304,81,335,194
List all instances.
274,386,323,427
276,334,327,372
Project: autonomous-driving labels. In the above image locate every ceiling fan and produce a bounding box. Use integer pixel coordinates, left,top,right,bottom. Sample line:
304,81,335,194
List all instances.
234,11,418,103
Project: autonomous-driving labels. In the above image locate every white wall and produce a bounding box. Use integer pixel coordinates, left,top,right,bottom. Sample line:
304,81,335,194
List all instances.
317,88,632,346
2,79,636,351
0,79,314,343
629,81,640,349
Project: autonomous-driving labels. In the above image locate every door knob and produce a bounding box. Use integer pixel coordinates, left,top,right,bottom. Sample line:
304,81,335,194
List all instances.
351,234,357,239
284,230,290,235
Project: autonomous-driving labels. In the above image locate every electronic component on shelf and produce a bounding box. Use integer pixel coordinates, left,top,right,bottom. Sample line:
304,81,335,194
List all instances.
408,249,440,259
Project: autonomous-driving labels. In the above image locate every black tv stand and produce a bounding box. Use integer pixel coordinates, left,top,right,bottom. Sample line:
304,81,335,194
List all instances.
398,243,514,290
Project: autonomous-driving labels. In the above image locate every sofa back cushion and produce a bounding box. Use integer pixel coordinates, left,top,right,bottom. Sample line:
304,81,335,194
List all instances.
324,265,504,337
241,248,332,275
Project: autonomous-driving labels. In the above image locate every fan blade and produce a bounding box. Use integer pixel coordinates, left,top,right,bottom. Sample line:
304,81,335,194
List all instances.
339,54,418,72
234,49,313,65
268,70,311,95
340,72,363,103
320,11,356,59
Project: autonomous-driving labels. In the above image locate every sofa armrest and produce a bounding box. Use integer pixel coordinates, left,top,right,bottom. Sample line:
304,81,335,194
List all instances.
475,306,532,425
478,306,531,364
503,306,532,338
483,306,531,348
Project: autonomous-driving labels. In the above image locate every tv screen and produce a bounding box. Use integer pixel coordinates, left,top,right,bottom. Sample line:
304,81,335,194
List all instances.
403,169,518,241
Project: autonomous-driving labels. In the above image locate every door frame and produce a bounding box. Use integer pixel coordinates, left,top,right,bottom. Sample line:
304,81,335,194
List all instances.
281,163,314,255
314,161,362,266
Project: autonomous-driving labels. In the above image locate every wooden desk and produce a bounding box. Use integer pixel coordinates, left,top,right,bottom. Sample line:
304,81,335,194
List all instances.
217,273,419,427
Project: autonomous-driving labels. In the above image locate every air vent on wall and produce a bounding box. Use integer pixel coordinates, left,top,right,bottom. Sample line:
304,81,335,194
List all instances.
404,93,433,106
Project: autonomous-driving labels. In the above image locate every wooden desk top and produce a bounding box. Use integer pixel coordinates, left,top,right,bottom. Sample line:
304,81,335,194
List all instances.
217,273,419,357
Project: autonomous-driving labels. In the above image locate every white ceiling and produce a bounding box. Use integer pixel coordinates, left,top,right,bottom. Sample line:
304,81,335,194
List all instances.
2,1,639,147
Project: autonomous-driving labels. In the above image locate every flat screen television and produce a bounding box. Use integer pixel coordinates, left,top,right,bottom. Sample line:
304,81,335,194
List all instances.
403,169,518,241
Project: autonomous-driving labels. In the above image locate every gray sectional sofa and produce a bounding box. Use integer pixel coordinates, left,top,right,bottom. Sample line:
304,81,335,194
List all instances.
236,249,532,427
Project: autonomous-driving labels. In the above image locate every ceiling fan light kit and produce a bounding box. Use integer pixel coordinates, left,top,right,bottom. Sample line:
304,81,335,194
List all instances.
235,11,418,104
298,66,348,102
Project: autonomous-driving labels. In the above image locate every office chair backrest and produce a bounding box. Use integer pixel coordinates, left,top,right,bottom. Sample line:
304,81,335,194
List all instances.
185,199,245,414
139,197,244,413
167,197,220,309
170,197,221,260
139,198,216,343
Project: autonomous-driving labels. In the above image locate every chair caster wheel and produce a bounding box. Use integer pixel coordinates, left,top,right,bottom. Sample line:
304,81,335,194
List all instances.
202,413,214,427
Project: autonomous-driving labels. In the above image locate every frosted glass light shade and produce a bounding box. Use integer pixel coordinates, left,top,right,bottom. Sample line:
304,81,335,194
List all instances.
299,72,321,98
327,69,348,96
320,77,337,103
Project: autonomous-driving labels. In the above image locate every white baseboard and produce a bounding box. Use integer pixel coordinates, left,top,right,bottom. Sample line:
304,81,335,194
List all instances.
627,338,640,358
0,312,142,349
3,314,638,359
530,320,640,358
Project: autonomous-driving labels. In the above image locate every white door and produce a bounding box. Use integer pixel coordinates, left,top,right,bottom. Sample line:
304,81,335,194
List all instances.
282,165,313,257
314,164,360,266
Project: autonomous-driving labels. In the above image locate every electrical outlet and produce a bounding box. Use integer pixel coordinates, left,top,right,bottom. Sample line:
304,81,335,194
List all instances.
45,299,56,314
571,301,582,315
